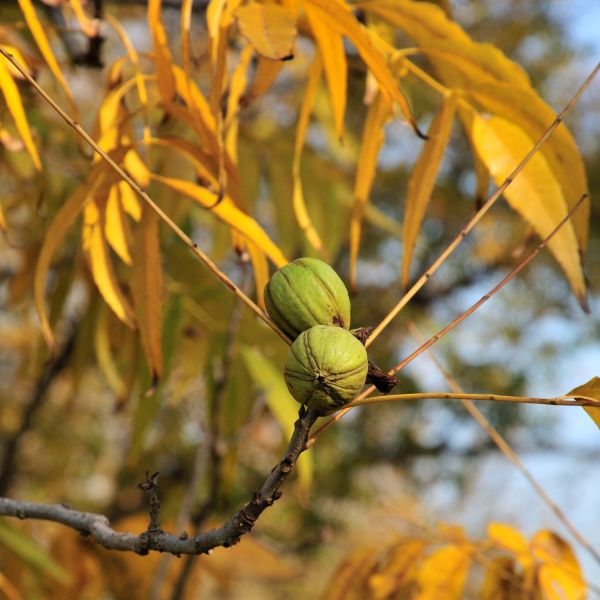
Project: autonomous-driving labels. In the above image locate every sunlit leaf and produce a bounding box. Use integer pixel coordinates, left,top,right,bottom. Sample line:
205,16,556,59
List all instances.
0,55,41,170
414,545,472,600
240,346,312,491
402,93,456,288
487,523,532,569
83,199,136,328
150,173,287,267
147,0,176,105
349,92,391,290
17,0,77,114
466,110,586,305
245,55,284,103
235,1,296,61
105,184,133,265
566,376,600,429
131,204,164,382
481,556,519,600
531,531,586,600
68,0,99,38
300,0,419,134
119,181,142,222
292,55,325,253
322,546,380,600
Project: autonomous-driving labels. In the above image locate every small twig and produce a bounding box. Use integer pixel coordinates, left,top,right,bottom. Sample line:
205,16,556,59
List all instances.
139,471,162,534
351,327,400,393
347,392,600,408
365,62,599,348
0,48,291,348
0,408,318,555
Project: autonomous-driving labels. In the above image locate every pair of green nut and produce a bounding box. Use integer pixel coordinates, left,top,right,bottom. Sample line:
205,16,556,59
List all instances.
264,258,368,415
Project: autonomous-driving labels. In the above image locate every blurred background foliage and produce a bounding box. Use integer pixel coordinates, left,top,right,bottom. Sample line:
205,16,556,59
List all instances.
0,0,599,597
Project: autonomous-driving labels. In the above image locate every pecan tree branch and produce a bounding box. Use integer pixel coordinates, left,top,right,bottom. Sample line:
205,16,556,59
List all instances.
0,408,318,555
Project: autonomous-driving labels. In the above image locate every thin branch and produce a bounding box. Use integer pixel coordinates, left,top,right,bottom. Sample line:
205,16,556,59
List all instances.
406,320,600,567
0,48,292,348
365,62,600,348
0,408,319,555
348,392,600,408
308,192,588,444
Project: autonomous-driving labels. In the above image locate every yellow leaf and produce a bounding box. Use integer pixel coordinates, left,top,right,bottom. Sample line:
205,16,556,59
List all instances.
245,55,284,102
487,523,532,569
68,0,99,38
151,173,287,267
131,204,164,381
118,181,142,222
240,346,312,492
292,55,325,253
467,83,589,255
530,531,586,600
369,540,427,599
300,0,419,135
0,202,6,231
349,92,391,290
467,112,586,305
34,161,116,351
105,184,133,265
83,199,136,328
246,240,270,310
0,44,33,79
322,546,380,600
360,1,531,88
0,55,41,170
481,556,519,600
17,0,77,114
148,0,176,105
305,3,347,139
402,93,456,288
235,1,296,60
566,376,600,429
414,545,472,600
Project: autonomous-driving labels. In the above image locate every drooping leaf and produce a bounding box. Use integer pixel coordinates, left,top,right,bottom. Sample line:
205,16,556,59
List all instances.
530,531,586,600
349,92,391,290
292,55,325,254
104,184,133,265
245,55,285,103
235,1,296,61
480,556,519,600
82,199,136,328
147,0,176,105
0,54,41,170
305,3,347,139
414,545,472,600
240,346,312,492
300,0,419,134
487,523,532,569
465,111,586,305
150,173,287,267
131,203,164,382
402,93,456,288
566,376,600,429
17,0,77,114
68,0,99,38
246,240,271,310
321,546,380,600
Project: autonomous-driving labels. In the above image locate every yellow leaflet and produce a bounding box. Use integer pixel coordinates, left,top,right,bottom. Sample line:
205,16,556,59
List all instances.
566,376,600,430
530,531,586,600
94,304,128,400
150,173,287,267
292,55,325,254
105,185,133,265
414,545,472,600
246,240,271,309
300,0,418,134
235,2,296,61
148,0,175,105
68,0,98,38
369,540,427,599
402,94,456,288
359,1,531,88
181,0,194,79
119,181,142,221
349,92,391,290
34,162,114,351
487,523,532,569
17,0,77,115
131,204,164,381
480,556,518,600
0,56,41,170
245,56,284,102
468,83,589,254
0,45,32,79
305,3,347,139
468,112,586,305
322,546,380,600
83,200,136,328
225,45,254,163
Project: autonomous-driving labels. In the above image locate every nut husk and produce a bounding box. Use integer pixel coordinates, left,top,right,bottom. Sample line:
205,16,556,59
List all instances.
265,258,351,339
284,325,368,415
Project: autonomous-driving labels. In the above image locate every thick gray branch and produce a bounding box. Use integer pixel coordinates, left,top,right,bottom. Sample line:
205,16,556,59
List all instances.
0,408,318,555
